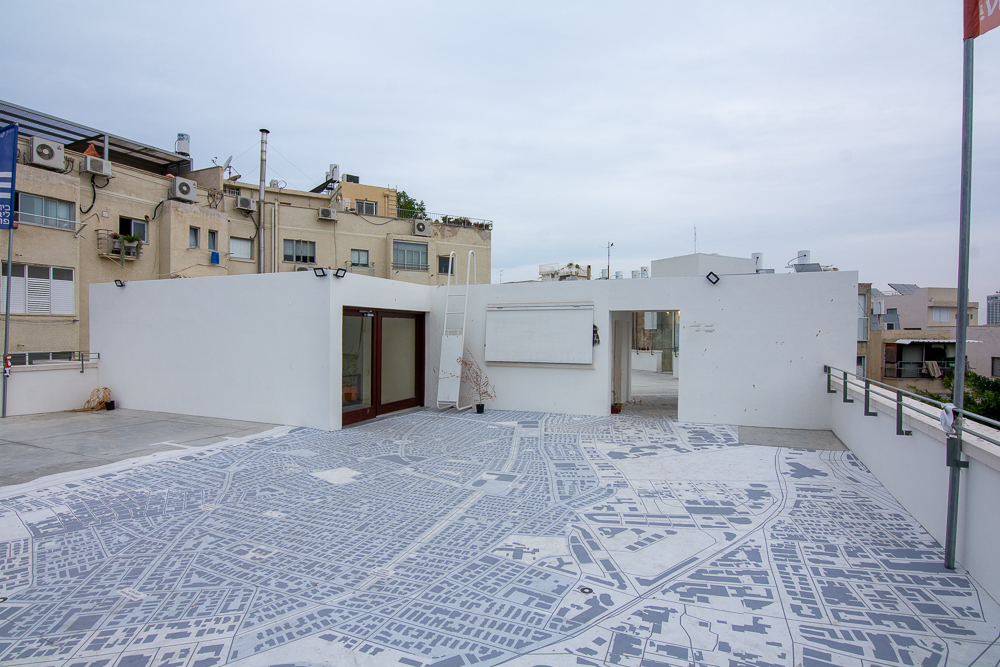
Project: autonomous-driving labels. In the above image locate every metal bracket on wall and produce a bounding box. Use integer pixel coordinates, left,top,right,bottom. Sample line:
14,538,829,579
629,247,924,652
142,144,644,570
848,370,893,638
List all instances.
863,379,877,416
946,437,970,469
895,390,912,436
825,366,837,394
842,371,854,404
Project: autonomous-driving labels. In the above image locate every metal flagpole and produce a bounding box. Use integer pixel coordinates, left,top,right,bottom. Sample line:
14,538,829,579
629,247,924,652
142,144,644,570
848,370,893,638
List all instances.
257,129,269,274
944,36,975,571
0,123,19,419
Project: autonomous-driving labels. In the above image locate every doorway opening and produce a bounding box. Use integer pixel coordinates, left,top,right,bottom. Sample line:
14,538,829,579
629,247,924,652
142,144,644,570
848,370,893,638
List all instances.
613,310,679,419
342,308,425,426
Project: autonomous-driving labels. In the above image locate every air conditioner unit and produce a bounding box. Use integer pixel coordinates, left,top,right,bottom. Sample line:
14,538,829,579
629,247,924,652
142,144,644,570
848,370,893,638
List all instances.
169,177,198,203
413,219,431,237
335,198,350,212
318,207,337,221
234,196,255,211
82,155,112,177
28,137,65,170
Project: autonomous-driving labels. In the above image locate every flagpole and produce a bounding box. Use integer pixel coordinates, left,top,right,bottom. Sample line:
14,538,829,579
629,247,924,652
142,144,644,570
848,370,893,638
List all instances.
944,36,975,571
0,123,17,419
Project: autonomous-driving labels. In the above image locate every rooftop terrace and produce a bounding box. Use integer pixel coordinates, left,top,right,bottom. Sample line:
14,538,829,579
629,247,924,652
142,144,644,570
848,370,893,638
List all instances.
0,408,996,667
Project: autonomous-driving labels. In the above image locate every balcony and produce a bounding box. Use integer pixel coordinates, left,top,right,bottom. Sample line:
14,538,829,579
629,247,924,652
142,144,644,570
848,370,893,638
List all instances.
96,229,142,262
883,359,955,379
392,261,428,271
345,260,376,275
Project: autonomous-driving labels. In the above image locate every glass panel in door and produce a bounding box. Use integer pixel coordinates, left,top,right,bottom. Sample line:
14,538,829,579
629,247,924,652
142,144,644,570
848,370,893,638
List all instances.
380,316,417,405
342,314,373,415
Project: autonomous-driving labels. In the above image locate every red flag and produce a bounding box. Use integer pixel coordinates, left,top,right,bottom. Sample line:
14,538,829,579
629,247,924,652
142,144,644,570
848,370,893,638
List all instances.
967,0,1000,38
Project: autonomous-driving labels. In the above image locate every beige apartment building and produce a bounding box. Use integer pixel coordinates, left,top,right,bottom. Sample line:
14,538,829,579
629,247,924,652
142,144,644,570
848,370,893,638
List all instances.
0,101,491,362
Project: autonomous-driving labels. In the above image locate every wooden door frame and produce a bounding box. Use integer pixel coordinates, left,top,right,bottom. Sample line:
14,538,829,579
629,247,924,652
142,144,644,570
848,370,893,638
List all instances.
342,307,425,426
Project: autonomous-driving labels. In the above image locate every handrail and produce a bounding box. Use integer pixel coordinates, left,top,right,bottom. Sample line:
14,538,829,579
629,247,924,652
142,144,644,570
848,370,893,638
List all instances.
824,364,1000,448
7,350,100,374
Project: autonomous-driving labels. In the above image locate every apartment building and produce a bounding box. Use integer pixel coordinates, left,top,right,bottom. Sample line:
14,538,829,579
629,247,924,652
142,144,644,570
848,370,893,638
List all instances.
988,292,999,325
0,100,491,362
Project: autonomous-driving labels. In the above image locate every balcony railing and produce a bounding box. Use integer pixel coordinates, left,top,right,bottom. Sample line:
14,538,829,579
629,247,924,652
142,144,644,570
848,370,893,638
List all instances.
96,229,142,262
392,261,429,271
883,360,955,379
7,351,99,373
355,205,493,230
345,261,376,275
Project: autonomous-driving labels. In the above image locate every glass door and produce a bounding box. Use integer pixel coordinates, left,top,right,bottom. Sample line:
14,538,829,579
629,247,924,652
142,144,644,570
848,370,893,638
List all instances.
342,309,375,425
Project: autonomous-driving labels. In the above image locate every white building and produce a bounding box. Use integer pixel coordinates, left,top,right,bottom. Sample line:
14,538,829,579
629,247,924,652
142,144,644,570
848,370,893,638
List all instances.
989,291,1000,325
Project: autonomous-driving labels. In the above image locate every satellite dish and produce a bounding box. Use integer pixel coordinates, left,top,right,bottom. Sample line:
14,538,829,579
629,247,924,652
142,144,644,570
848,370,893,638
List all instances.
221,156,233,171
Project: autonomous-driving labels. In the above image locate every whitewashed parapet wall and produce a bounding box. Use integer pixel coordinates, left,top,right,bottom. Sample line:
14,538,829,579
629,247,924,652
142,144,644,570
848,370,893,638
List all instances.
427,271,857,429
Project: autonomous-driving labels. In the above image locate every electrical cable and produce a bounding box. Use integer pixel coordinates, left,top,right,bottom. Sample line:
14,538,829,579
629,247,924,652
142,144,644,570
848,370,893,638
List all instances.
152,200,166,220
79,174,111,215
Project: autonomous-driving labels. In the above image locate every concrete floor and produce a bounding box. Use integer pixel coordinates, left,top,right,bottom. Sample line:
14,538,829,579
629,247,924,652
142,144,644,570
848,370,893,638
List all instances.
622,369,679,418
0,409,275,487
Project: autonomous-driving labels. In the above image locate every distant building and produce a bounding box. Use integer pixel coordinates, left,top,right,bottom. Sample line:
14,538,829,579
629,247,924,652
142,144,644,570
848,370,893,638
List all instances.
879,284,978,330
539,263,591,281
988,292,1000,325
0,99,492,362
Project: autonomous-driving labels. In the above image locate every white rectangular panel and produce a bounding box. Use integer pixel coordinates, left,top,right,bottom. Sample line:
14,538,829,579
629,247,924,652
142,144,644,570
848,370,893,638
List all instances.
485,303,594,364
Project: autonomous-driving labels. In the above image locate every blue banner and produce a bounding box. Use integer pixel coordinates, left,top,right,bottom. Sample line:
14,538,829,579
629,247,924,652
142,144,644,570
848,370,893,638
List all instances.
0,124,17,230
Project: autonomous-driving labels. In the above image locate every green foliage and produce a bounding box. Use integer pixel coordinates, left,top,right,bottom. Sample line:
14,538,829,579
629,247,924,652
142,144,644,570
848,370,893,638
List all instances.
910,369,1000,421
396,190,426,219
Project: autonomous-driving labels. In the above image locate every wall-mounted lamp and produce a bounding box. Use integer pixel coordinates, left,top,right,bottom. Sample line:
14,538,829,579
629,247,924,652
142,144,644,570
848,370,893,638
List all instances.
333,268,347,278
114,279,126,288
706,272,720,285
313,267,328,277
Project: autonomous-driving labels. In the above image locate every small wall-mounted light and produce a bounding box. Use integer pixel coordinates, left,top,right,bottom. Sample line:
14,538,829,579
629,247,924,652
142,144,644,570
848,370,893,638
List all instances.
333,268,347,278
114,279,126,288
706,272,720,285
313,267,328,277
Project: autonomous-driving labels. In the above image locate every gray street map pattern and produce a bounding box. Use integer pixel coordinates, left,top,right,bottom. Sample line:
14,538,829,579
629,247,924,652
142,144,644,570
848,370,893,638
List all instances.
0,410,997,667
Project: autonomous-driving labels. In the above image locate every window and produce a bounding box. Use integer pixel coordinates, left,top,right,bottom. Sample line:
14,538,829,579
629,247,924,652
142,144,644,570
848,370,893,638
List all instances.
223,185,241,197
351,249,369,267
119,217,147,243
438,255,456,275
15,193,75,230
230,237,252,260
208,230,218,251
1,263,74,315
283,239,316,264
356,200,376,215
933,306,949,322
993,357,1000,377
189,227,200,248
393,240,428,271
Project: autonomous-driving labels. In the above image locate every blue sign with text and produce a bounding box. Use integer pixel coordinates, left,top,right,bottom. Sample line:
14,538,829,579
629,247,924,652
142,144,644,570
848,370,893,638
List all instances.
0,124,17,230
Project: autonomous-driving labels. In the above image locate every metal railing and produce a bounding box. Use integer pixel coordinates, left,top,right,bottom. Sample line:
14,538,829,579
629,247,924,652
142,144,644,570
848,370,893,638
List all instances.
883,360,955,379
359,205,493,229
824,364,1000,449
8,350,99,373
344,260,376,275
96,229,142,261
392,261,429,271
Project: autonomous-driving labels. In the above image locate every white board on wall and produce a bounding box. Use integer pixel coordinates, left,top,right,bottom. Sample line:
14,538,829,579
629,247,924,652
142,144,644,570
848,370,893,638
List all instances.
485,303,594,364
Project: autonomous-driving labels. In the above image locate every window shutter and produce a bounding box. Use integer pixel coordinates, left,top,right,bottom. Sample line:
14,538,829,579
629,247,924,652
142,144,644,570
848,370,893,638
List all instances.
26,265,51,314
50,269,74,315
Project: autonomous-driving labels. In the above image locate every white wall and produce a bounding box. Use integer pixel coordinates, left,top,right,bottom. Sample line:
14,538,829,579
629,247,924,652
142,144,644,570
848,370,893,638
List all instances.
91,272,430,430
829,377,1000,602
5,363,100,416
651,253,757,278
427,271,857,429
631,349,662,372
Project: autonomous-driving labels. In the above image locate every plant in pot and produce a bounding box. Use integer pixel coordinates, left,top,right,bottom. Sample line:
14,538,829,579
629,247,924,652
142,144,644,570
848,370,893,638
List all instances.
457,349,496,414
120,234,142,258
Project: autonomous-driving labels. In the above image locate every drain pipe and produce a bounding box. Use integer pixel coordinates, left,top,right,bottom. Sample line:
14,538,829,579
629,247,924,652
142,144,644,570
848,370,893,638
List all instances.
257,129,269,274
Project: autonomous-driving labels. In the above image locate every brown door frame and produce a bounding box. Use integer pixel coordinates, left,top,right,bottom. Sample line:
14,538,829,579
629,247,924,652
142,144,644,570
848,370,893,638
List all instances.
342,307,425,426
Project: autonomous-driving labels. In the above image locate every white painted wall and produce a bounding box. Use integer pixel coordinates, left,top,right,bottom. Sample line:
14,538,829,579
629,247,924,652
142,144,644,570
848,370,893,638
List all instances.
91,272,430,430
651,253,757,278
5,363,100,416
829,377,1000,603
427,271,857,429
631,349,662,372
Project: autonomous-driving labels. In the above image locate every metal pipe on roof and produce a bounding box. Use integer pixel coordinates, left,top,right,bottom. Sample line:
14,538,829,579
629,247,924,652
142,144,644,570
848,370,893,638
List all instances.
103,134,108,161
257,129,269,274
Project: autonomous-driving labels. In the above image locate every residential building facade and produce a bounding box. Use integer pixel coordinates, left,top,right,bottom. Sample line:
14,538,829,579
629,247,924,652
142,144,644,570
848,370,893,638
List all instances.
988,292,1000,325
0,101,491,362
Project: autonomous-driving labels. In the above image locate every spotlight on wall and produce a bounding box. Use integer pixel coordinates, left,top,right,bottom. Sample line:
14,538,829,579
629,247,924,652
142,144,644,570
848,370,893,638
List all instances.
706,272,720,285
313,267,328,277
333,268,347,278
114,279,126,288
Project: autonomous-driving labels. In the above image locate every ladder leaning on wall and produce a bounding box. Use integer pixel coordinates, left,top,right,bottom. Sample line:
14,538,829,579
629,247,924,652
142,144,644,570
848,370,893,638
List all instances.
436,250,476,410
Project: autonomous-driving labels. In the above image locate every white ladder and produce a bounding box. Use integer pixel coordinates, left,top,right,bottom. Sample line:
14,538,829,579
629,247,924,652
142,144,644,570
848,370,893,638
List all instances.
436,250,477,410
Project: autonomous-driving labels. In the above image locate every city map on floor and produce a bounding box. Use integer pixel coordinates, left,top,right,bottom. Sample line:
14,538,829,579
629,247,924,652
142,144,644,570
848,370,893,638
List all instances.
0,410,998,667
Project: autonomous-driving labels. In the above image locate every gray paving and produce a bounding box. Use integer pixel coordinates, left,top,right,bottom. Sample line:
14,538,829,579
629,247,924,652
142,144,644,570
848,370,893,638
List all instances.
0,409,275,487
0,409,996,667
622,369,678,419
738,426,848,451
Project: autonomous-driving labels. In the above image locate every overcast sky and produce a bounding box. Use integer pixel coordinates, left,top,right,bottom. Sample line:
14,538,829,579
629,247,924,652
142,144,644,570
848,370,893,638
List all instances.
5,1,999,319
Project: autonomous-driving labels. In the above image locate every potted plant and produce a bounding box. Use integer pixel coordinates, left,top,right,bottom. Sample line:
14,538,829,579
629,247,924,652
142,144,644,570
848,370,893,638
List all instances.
457,350,496,413
120,234,142,258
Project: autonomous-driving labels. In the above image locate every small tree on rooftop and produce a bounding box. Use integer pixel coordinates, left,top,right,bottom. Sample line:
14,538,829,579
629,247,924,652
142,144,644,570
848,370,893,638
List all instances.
396,190,426,219
457,349,496,405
